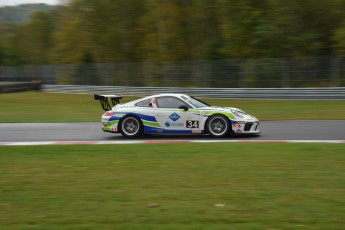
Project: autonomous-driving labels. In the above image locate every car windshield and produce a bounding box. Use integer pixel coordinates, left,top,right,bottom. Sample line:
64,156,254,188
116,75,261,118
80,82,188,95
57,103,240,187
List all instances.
185,96,210,108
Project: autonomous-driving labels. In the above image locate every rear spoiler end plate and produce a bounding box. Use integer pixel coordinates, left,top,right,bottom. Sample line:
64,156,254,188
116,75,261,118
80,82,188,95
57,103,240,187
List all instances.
94,94,122,111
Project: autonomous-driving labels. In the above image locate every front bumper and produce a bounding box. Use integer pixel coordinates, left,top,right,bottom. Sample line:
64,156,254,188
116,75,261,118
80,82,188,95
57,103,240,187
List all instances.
232,121,260,135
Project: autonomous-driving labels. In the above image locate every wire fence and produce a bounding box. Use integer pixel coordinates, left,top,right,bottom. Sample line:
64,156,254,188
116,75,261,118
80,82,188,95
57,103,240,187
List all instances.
1,56,345,88
43,85,345,100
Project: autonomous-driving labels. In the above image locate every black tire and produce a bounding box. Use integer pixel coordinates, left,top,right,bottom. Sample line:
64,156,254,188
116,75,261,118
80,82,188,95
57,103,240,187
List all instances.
119,115,144,138
205,115,231,138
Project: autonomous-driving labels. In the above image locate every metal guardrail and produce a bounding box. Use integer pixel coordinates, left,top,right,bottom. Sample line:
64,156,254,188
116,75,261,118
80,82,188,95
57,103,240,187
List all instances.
43,85,345,99
0,82,41,93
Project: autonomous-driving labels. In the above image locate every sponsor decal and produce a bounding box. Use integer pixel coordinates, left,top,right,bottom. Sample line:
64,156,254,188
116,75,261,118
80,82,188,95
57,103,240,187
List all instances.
234,123,241,128
170,123,184,127
235,129,242,134
165,121,184,127
111,127,117,132
192,130,201,134
171,123,184,127
169,112,180,122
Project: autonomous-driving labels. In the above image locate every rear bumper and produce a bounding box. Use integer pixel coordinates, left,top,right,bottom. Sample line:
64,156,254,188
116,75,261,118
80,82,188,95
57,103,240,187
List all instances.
102,120,119,133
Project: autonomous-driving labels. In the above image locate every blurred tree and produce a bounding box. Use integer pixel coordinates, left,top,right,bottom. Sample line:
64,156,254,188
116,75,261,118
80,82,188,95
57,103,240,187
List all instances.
218,0,345,58
189,0,223,60
50,1,92,64
86,0,146,62
331,0,345,55
141,0,191,61
1,0,345,66
219,0,270,58
19,11,55,65
333,23,345,55
0,25,6,65
0,24,24,66
51,0,146,63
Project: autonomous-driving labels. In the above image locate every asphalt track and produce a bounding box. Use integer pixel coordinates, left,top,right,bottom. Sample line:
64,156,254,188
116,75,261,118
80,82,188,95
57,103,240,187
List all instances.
0,121,344,143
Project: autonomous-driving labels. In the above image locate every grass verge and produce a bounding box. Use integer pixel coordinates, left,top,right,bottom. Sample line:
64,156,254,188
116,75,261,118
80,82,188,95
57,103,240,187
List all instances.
1,92,345,122
0,143,344,229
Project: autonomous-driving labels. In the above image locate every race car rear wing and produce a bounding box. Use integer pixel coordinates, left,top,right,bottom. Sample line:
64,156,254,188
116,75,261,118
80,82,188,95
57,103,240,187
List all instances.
94,94,122,111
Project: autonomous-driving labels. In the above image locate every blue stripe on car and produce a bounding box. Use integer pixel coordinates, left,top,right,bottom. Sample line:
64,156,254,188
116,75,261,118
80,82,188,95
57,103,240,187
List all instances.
113,112,158,122
109,116,121,121
143,125,205,134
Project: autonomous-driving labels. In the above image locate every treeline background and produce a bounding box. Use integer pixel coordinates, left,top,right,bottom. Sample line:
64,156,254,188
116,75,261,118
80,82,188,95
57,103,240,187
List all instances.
0,0,345,87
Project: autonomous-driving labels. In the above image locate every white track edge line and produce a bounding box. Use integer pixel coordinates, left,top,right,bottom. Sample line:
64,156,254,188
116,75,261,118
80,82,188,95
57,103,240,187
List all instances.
0,140,344,146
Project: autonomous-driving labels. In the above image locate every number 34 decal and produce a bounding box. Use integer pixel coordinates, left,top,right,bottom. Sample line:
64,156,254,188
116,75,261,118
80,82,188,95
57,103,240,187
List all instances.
186,120,199,128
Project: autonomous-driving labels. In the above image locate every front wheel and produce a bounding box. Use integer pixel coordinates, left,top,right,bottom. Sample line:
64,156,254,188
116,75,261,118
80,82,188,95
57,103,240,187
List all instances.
120,115,144,138
206,115,231,138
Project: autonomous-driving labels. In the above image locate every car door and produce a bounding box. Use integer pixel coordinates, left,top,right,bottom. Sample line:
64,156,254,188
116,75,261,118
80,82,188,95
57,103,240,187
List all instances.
153,96,201,133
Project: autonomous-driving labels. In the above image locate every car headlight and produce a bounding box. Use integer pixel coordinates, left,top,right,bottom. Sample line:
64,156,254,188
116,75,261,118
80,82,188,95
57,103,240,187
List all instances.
230,109,245,118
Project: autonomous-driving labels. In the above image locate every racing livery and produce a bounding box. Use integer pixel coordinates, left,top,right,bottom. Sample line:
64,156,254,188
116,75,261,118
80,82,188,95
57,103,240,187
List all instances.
94,93,260,138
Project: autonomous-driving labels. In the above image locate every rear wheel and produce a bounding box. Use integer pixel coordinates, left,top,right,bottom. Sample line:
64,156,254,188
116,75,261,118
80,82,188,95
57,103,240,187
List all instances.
120,115,144,138
206,115,231,137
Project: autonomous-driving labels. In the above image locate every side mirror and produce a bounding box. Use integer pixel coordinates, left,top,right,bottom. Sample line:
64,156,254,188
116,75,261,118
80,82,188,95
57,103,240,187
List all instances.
179,105,189,111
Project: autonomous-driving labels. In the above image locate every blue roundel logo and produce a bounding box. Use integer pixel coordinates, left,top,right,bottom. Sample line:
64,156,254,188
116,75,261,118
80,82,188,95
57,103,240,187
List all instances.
165,121,170,127
169,112,180,122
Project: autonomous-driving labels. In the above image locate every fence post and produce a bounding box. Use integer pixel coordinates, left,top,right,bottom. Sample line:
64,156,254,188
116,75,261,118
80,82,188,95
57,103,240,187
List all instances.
240,60,247,88
331,56,340,87
202,60,208,87
281,58,290,88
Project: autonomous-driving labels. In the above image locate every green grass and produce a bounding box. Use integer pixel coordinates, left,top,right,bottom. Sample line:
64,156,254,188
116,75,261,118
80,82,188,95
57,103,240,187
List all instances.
0,91,345,122
0,143,344,229
0,92,124,122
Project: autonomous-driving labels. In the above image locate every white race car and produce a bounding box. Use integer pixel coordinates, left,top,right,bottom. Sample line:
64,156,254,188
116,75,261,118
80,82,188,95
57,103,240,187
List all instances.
95,93,260,138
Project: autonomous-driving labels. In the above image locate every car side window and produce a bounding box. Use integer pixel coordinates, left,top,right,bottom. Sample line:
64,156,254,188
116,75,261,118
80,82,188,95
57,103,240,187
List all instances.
135,99,151,107
156,96,190,108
